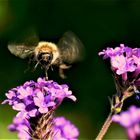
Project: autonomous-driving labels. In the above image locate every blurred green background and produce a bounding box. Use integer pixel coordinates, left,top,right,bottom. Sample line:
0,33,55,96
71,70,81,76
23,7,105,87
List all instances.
1,0,140,139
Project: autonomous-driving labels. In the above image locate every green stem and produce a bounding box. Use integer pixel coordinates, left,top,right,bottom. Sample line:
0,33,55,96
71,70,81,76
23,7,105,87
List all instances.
95,112,113,140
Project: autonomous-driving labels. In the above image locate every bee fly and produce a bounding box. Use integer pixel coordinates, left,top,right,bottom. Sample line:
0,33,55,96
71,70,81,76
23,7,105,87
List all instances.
8,31,84,79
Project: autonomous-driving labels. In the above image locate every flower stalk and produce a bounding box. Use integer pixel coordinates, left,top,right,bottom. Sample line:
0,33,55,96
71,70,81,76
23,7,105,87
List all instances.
95,112,113,140
32,110,54,140
95,85,135,140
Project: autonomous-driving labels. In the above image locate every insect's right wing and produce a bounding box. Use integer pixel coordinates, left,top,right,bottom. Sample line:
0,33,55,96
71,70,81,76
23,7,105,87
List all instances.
8,44,36,59
8,29,39,59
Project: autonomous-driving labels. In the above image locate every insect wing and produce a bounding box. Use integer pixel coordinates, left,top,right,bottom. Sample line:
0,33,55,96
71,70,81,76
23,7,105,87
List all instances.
8,44,36,59
57,31,84,64
8,29,39,59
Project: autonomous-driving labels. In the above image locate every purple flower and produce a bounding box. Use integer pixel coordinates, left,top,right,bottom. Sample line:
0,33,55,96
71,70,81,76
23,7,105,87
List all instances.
99,44,140,103
2,78,78,140
2,77,76,117
8,114,79,140
53,117,79,140
111,55,136,75
33,91,55,113
8,113,31,140
98,44,125,59
99,44,140,80
112,106,140,140
99,44,140,82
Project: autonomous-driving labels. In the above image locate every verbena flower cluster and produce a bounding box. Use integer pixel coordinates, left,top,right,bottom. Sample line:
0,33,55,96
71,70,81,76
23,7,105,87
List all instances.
8,113,31,140
2,77,79,140
99,44,140,81
53,117,79,140
112,106,140,140
3,77,76,117
9,114,79,140
99,44,140,140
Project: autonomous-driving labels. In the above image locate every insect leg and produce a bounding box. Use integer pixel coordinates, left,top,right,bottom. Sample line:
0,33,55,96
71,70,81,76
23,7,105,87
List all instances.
44,65,50,80
59,64,71,79
24,56,34,73
45,69,48,80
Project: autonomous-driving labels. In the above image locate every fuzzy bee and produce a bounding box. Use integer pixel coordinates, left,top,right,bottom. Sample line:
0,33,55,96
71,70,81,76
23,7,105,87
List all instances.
8,31,84,79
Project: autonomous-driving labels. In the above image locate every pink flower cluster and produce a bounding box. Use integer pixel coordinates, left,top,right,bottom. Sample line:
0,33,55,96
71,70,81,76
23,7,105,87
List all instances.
9,114,79,140
2,77,76,118
112,106,140,140
2,77,79,140
53,117,79,140
99,44,140,81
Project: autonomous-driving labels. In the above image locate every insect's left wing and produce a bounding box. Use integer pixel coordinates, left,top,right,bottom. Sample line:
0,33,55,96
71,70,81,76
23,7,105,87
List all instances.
8,29,39,59
57,31,85,64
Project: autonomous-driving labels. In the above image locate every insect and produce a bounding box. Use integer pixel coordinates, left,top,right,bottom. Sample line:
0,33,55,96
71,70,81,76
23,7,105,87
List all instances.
8,31,84,79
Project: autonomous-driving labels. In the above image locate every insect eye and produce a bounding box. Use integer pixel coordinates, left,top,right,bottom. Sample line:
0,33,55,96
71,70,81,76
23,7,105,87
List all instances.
37,52,53,61
46,53,53,61
37,52,45,61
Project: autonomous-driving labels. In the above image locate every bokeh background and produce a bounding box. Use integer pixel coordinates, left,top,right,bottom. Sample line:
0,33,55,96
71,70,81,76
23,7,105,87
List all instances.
1,0,140,139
